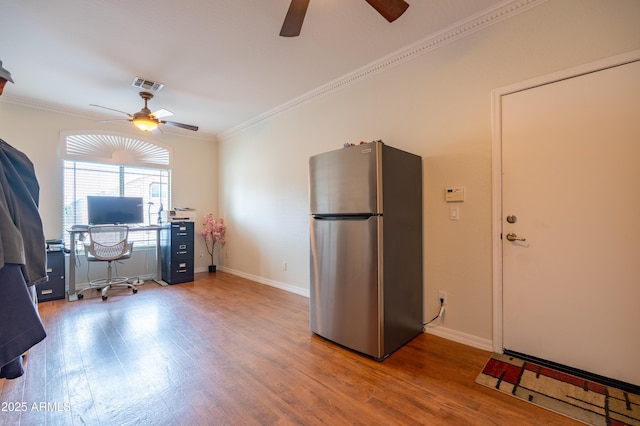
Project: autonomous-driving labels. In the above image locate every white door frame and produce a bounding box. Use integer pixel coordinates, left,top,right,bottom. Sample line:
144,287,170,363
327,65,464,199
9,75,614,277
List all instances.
490,49,640,353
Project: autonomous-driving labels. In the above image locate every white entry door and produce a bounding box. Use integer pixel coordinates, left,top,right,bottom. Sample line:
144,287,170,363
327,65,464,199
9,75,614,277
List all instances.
501,59,640,386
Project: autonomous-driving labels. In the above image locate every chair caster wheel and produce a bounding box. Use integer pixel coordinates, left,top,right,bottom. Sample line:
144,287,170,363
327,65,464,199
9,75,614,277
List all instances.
133,288,138,294
78,293,84,299
102,295,108,301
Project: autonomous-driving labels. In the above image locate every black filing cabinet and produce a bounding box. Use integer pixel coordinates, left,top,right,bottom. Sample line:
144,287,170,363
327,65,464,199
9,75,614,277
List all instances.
37,251,66,302
161,222,194,284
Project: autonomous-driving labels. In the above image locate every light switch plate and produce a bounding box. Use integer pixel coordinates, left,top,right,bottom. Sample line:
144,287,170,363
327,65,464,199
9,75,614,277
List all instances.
450,206,460,220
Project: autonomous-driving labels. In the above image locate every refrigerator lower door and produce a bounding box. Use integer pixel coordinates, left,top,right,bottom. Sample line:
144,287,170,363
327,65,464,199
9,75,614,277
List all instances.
310,215,382,358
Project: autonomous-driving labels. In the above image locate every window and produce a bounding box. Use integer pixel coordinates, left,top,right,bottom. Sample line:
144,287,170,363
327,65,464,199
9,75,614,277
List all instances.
61,132,171,248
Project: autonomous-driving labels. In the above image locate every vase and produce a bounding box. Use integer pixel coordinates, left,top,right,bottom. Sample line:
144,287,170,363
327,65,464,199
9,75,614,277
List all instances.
208,265,217,273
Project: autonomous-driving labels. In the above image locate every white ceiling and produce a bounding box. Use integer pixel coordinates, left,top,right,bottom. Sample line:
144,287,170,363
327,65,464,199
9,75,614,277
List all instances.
0,0,508,139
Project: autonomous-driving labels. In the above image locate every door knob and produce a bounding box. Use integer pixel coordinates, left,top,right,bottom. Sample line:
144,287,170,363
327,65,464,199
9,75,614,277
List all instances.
506,232,526,242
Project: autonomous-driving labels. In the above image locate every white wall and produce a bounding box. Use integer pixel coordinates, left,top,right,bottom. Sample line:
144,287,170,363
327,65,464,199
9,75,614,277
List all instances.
0,102,219,274
218,0,640,347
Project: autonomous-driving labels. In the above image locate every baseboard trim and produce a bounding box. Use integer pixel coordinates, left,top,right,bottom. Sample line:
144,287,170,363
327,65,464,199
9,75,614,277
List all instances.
209,267,493,352
424,326,493,352
211,266,311,298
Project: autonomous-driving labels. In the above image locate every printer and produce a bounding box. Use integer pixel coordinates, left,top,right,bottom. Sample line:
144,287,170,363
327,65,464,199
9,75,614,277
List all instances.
162,208,197,223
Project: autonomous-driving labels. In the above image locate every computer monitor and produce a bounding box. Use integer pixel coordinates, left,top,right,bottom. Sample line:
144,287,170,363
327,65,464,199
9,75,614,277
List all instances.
87,196,144,225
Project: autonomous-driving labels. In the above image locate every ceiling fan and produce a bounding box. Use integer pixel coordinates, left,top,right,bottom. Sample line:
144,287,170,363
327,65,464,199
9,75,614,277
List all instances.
280,0,409,37
90,92,199,133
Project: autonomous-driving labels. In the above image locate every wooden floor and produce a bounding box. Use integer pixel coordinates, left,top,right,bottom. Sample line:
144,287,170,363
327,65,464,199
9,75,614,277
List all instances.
1,272,580,425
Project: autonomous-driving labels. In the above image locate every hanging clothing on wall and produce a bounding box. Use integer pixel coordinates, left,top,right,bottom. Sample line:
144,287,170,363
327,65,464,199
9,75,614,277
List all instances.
0,138,47,379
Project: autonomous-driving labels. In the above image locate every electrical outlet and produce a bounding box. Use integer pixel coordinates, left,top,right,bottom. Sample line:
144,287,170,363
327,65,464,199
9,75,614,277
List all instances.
282,261,287,271
438,290,447,306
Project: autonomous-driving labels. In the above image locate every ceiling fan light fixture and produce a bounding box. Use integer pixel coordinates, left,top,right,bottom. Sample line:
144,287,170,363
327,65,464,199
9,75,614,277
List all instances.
133,117,158,132
92,91,197,133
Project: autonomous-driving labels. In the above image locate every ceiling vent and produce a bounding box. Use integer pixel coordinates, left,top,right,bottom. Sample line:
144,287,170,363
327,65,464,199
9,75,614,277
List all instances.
131,77,164,93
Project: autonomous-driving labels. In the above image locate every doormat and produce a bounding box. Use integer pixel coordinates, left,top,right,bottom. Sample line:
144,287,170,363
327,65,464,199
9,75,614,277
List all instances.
476,353,640,425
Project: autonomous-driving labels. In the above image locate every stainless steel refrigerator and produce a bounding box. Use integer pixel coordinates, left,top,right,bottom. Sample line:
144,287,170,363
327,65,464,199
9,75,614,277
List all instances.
309,141,423,361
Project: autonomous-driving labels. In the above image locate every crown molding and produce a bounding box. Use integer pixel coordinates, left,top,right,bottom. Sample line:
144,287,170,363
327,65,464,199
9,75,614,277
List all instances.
0,95,98,121
1,0,547,143
219,0,548,140
0,95,216,142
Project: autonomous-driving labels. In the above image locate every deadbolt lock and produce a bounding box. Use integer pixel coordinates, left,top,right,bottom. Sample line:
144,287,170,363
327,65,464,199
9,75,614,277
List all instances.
506,215,517,224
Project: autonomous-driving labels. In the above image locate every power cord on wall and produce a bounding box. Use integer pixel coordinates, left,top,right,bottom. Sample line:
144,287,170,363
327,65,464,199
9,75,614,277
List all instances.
422,297,445,331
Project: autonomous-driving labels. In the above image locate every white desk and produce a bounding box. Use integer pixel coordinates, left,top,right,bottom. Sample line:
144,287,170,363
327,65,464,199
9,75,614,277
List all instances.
66,225,167,301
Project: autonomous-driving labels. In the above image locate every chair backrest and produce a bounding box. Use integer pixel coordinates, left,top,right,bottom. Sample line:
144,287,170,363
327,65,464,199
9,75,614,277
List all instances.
86,225,131,261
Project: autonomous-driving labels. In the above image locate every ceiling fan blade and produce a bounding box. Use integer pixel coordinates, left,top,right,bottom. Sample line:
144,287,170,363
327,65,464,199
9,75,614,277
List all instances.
90,104,132,117
365,0,409,22
97,118,131,123
161,120,199,132
151,108,173,119
280,0,310,37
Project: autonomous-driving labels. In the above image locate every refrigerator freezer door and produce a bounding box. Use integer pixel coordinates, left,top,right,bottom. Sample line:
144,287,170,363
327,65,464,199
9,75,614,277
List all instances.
309,143,381,215
310,215,382,358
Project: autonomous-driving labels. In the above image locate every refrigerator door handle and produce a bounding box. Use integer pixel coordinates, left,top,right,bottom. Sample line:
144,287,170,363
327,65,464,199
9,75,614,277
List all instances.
312,214,377,220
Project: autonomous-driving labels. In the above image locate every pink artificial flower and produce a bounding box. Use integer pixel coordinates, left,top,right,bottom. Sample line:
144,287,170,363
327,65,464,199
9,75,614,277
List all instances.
200,214,226,265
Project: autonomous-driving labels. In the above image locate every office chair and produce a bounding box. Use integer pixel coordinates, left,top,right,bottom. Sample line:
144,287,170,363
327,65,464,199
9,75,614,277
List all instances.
77,225,138,301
